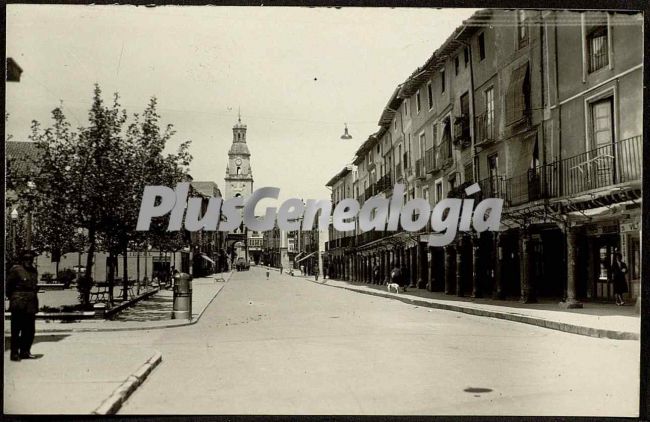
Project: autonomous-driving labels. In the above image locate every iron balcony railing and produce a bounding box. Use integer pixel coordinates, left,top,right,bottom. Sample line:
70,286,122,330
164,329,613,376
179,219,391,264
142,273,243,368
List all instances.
475,111,495,144
479,135,641,207
559,135,641,197
425,146,436,173
375,172,392,193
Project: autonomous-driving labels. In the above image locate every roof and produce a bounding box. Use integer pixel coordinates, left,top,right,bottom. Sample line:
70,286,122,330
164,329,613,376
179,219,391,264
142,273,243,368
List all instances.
6,141,40,175
6,58,23,82
191,181,221,197
228,142,250,156
352,130,382,165
325,165,353,187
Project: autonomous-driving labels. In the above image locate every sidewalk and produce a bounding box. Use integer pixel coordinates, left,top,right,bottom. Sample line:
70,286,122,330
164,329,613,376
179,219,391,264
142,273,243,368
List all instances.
305,277,640,340
4,336,160,414
3,272,232,334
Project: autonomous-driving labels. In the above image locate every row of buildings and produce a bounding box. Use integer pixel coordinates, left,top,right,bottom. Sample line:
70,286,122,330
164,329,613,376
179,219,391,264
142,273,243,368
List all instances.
324,9,642,306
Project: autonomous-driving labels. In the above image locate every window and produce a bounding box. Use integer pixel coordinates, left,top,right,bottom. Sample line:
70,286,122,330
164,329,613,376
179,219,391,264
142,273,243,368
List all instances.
422,186,429,203
464,47,469,66
419,132,426,158
236,166,241,175
432,123,438,146
588,26,609,72
404,100,409,117
473,155,480,181
487,154,499,195
517,10,528,48
440,70,446,93
394,119,397,131
464,162,473,184
454,56,460,75
449,175,457,191
427,81,433,109
435,181,443,203
478,33,486,61
485,86,495,139
376,144,380,153
416,90,421,114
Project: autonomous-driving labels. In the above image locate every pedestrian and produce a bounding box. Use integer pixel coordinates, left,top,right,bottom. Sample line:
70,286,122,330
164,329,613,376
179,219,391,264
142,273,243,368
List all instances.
612,252,628,306
400,262,409,292
373,264,380,285
6,250,40,361
390,263,402,290
279,264,283,275
266,269,270,280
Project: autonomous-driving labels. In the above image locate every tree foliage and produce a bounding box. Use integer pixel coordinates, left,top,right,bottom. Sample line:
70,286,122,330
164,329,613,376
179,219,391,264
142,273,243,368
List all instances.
22,85,192,304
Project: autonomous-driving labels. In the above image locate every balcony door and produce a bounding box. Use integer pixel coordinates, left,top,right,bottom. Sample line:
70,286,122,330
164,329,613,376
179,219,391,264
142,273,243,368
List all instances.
590,97,615,188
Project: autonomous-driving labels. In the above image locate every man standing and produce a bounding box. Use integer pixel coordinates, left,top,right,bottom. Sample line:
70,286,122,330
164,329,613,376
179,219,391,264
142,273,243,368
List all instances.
6,250,40,361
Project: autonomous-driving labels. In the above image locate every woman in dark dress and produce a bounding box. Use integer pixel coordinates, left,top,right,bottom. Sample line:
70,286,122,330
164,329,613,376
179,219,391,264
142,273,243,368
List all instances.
612,252,628,306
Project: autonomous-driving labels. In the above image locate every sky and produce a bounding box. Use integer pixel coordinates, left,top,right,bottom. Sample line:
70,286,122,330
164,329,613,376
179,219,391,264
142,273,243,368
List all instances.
6,5,478,202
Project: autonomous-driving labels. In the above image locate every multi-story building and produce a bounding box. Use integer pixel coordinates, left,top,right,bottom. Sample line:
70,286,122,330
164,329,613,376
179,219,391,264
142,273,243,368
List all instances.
324,9,642,307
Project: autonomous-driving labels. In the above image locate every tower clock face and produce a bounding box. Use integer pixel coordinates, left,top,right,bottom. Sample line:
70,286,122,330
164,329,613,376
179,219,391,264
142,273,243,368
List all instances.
235,158,242,165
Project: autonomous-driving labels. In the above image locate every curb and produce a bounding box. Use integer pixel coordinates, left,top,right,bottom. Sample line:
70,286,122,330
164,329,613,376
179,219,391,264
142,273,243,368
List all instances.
92,350,163,415
308,279,639,341
5,272,234,334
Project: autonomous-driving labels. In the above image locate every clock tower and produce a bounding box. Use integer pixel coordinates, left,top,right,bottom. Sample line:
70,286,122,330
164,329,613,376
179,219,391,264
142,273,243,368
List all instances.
224,114,253,200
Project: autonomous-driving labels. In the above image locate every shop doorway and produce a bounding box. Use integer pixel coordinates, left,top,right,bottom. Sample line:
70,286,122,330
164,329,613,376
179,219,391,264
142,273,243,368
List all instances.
593,234,620,301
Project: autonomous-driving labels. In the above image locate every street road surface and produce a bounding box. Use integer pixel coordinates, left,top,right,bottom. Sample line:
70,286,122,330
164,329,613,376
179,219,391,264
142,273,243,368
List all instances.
86,267,637,415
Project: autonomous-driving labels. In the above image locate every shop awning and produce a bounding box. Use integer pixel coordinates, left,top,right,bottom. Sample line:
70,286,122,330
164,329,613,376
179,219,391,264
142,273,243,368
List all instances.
296,252,316,263
200,254,216,265
506,62,529,124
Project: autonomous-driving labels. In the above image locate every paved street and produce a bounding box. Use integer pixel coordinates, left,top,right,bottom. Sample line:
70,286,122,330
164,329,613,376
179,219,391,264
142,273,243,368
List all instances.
82,266,638,416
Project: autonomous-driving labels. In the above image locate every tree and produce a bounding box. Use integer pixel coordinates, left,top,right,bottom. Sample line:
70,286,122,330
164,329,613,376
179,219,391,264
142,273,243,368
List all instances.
24,85,192,305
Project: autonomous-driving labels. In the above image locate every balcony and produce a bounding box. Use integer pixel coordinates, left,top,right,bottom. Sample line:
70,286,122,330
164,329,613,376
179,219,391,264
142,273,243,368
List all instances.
475,112,496,146
559,135,641,197
453,114,471,149
425,146,437,174
477,135,641,208
375,172,392,193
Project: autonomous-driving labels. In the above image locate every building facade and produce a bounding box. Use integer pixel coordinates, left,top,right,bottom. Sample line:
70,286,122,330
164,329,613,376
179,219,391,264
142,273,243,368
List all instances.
324,9,642,306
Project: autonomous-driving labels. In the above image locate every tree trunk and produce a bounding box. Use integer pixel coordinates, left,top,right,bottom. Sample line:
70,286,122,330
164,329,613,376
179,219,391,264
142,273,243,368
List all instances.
108,250,115,306
122,243,129,302
82,226,96,305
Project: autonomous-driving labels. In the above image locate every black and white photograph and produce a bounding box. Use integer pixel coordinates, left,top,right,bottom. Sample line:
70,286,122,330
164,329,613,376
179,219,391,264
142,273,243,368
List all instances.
3,2,646,417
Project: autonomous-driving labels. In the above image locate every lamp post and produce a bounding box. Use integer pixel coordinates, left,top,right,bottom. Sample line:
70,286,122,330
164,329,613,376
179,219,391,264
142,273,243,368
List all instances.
10,208,19,262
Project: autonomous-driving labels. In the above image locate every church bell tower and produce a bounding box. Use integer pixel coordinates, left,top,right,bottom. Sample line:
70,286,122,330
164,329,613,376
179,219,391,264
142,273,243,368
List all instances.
224,113,254,200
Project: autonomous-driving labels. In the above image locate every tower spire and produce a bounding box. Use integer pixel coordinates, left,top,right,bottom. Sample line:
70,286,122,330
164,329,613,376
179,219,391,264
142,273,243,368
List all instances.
238,107,241,123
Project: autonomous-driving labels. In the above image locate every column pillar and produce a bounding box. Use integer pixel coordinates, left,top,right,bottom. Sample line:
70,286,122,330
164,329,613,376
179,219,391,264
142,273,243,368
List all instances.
520,229,537,303
444,245,455,295
427,246,434,291
493,232,505,299
561,226,583,308
456,236,464,297
471,233,481,298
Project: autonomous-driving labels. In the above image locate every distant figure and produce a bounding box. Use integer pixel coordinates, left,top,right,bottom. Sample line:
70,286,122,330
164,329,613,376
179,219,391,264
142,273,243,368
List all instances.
266,269,270,280
373,264,380,285
6,250,39,361
279,264,283,275
390,264,402,291
612,253,628,306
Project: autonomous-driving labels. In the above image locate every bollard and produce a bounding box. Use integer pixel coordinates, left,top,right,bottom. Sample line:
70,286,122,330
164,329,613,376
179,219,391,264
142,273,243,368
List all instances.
172,272,192,320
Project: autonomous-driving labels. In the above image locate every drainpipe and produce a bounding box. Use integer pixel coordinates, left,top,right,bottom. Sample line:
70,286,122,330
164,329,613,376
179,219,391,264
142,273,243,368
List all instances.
554,12,563,197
